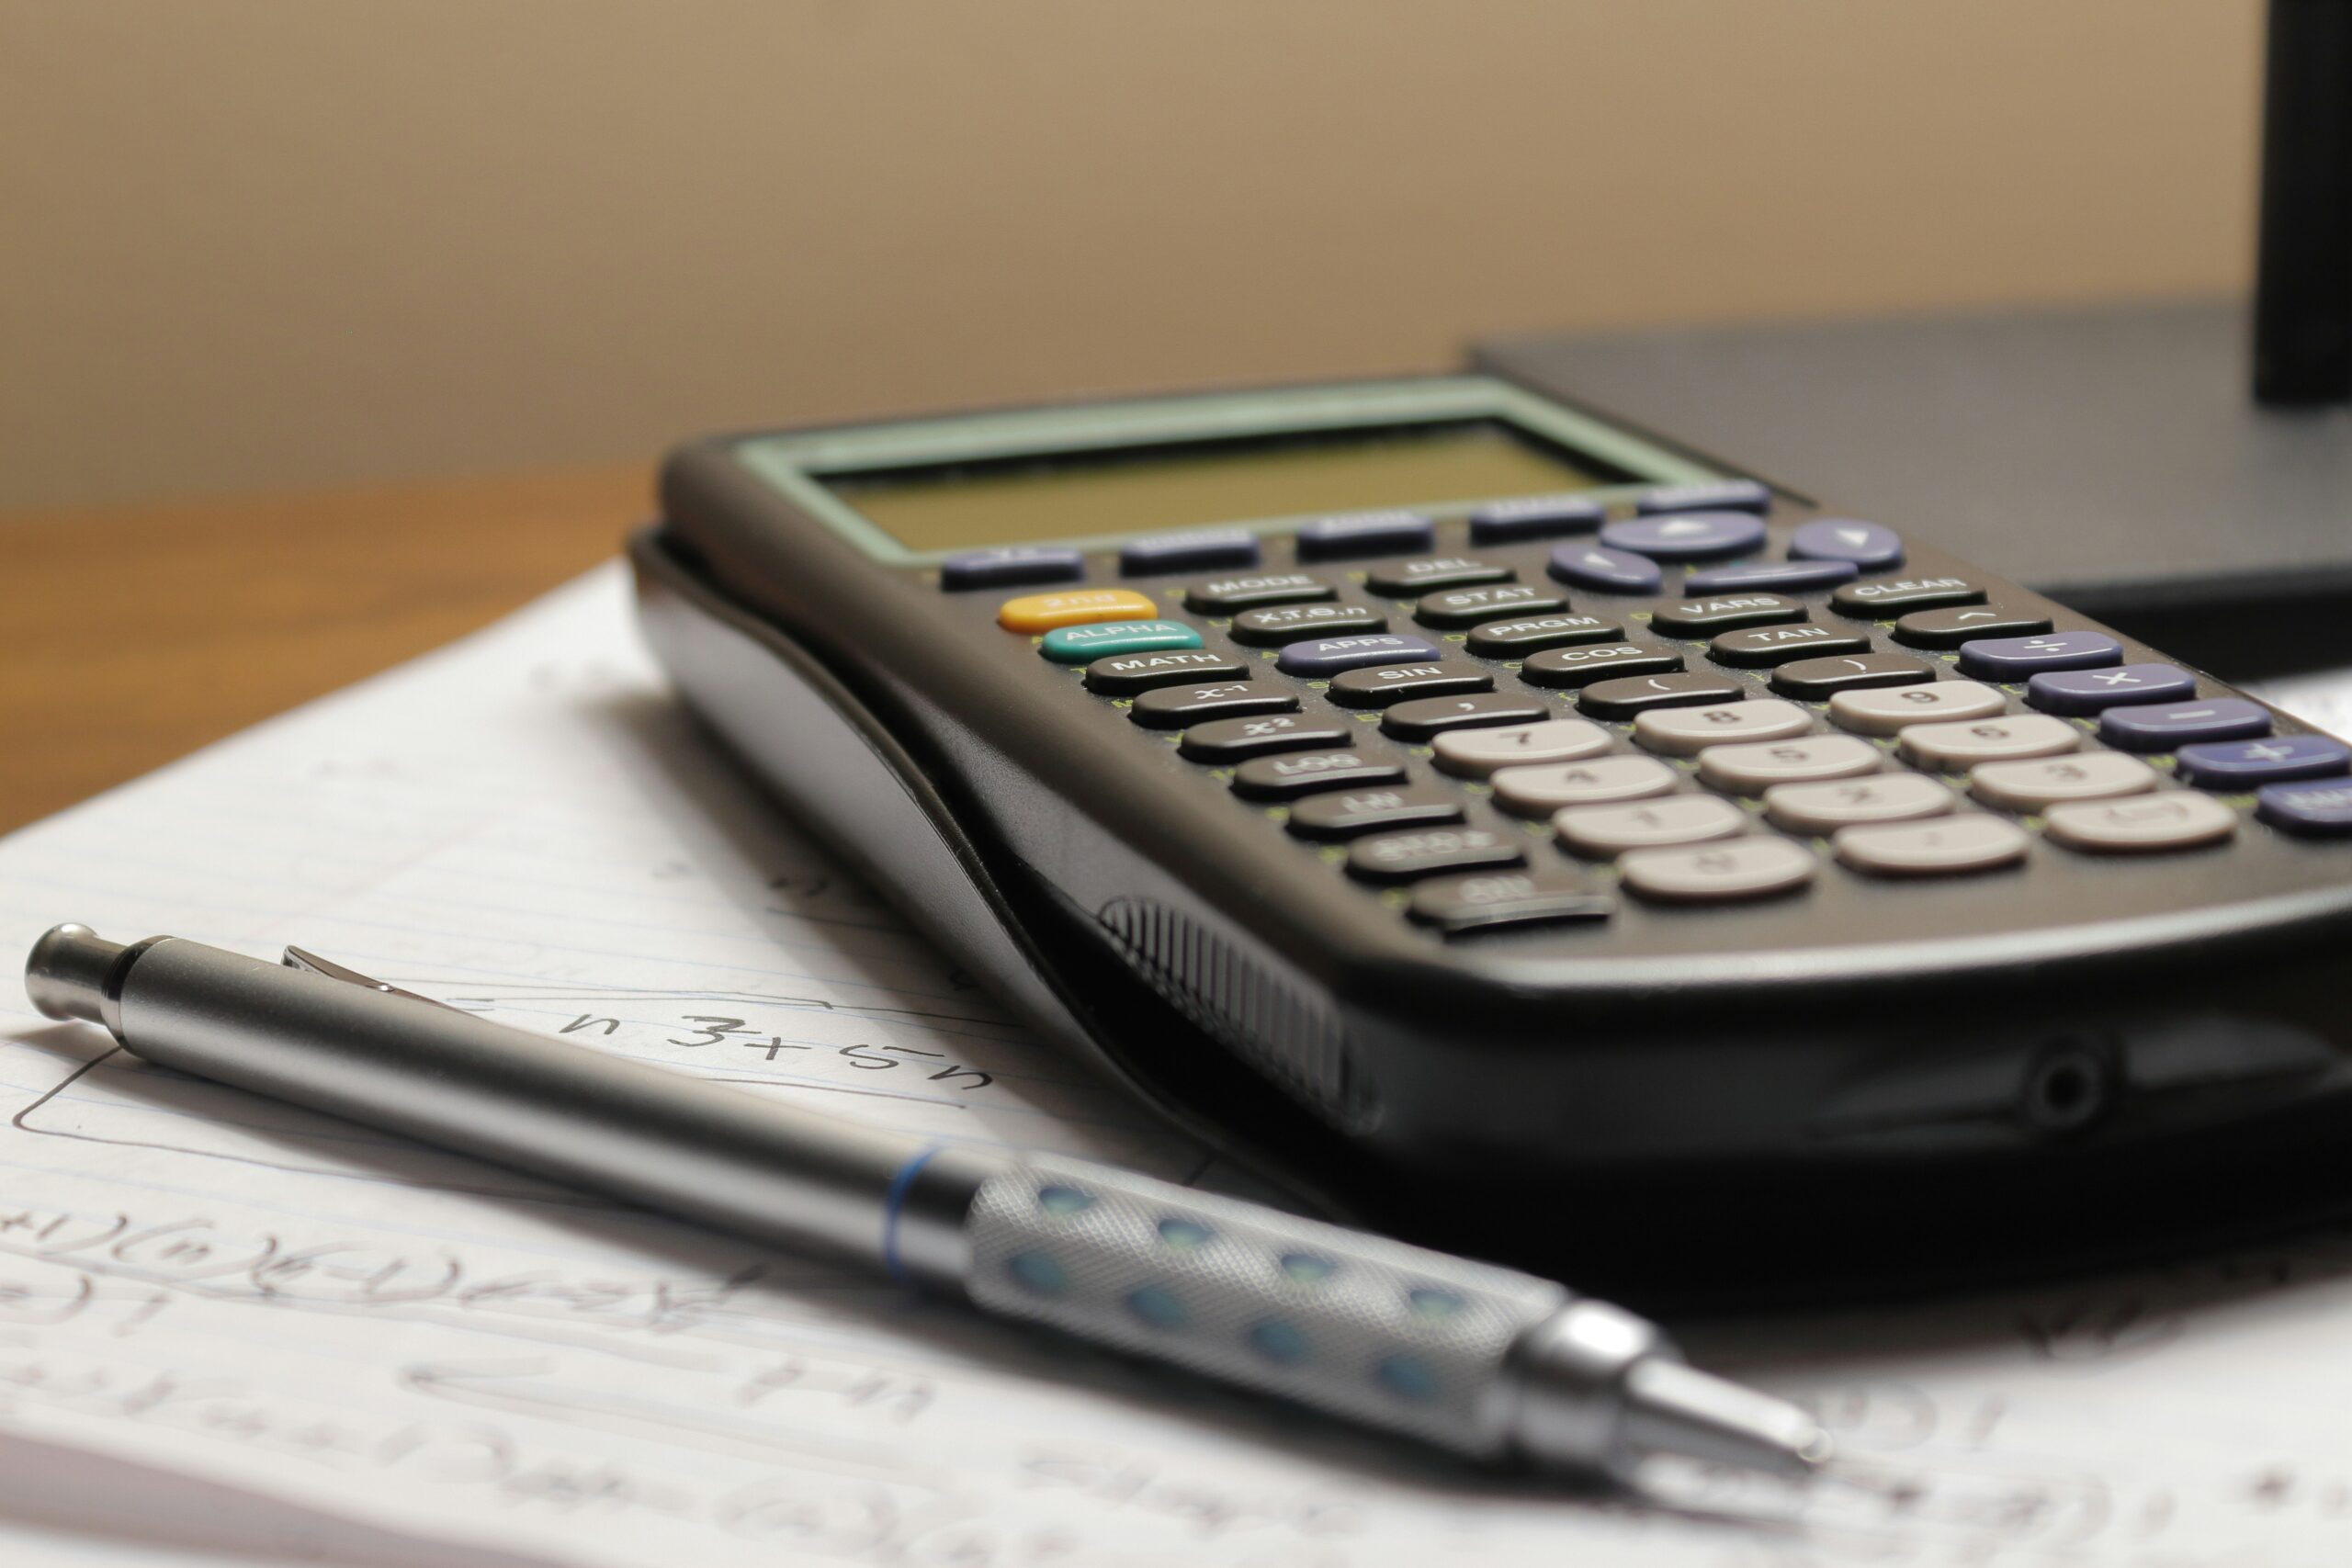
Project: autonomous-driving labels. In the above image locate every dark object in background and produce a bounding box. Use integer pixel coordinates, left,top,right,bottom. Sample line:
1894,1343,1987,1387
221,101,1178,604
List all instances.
2254,0,2352,405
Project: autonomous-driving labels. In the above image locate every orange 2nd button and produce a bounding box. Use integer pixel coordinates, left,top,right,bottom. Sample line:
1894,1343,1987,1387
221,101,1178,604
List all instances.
996,588,1159,634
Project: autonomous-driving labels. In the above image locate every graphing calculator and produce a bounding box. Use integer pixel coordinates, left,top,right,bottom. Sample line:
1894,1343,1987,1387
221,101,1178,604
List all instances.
629,375,2352,1303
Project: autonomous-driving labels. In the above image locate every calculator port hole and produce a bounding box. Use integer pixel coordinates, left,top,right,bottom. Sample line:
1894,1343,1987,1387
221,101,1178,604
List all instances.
2020,1042,2115,1135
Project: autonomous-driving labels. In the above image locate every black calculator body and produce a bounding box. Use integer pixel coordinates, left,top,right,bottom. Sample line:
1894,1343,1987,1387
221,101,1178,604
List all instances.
631,375,2352,1305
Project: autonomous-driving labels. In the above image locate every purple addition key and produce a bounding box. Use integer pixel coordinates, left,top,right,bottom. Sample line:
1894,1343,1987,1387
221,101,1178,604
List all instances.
2258,778,2352,835
1955,630,2123,681
2177,732,2351,788
1599,512,1769,561
2026,663,2197,715
1548,542,1665,594
2098,696,2272,751
1275,633,1442,678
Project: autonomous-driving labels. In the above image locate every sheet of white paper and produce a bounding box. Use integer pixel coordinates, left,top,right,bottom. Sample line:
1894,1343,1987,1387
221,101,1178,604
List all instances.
5,565,2352,1566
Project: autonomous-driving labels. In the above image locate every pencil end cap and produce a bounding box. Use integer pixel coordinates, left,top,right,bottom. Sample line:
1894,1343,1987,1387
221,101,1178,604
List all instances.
25,923,125,1029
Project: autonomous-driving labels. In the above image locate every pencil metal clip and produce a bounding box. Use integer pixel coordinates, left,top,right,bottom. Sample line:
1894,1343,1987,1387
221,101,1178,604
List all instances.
282,947,463,1012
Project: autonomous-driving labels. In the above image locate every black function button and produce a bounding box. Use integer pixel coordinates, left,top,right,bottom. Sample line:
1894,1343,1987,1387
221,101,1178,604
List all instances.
1364,557,1512,595
1179,713,1354,763
1520,643,1686,689
1710,622,1872,668
1830,576,1986,618
1578,671,1747,718
1891,604,2053,649
1381,692,1551,741
1413,583,1567,629
1229,603,1386,646
1408,869,1614,935
1770,652,1938,699
1184,572,1335,615
1327,660,1494,708
1285,784,1464,840
1467,495,1606,544
1082,649,1251,695
1231,750,1408,800
1129,681,1298,728
1649,593,1806,638
1346,828,1526,884
1465,614,1622,658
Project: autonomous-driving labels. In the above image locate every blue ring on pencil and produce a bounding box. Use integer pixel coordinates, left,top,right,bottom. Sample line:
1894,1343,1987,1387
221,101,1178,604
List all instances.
880,1144,947,1288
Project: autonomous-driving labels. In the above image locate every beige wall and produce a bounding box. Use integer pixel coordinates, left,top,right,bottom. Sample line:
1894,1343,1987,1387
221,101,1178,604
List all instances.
0,1,2260,511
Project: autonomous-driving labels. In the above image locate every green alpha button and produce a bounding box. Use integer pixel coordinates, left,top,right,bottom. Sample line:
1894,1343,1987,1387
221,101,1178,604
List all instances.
1040,618,1204,663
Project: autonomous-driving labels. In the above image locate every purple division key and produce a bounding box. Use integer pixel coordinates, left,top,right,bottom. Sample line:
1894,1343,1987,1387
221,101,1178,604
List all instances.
1956,630,2123,681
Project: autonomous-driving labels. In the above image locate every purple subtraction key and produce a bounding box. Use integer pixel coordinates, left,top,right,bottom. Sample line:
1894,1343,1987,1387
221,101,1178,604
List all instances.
1276,633,1442,678
1120,528,1258,575
1680,558,1859,593
1955,630,2123,681
1295,510,1434,561
1789,518,1905,569
2258,778,2352,835
2026,662,2197,715
939,546,1086,590
2177,732,2350,787
1634,479,1772,516
1549,542,1665,594
2098,696,2272,751
1468,493,1605,544
1599,512,1769,561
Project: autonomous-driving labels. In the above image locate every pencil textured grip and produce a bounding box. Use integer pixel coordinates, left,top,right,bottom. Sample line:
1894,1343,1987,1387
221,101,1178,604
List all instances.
962,1155,1567,1456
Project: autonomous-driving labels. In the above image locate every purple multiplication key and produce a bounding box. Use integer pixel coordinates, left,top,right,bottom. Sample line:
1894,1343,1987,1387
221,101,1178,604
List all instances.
1680,558,1858,593
2098,696,2273,751
2177,733,2351,787
1548,542,1665,594
1275,633,1442,678
1599,512,1768,561
2026,663,2197,715
1955,630,2123,680
1788,519,1905,569
2259,778,2352,835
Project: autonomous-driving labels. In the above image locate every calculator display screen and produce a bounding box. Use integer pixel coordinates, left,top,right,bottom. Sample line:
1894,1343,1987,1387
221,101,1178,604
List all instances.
821,420,1617,553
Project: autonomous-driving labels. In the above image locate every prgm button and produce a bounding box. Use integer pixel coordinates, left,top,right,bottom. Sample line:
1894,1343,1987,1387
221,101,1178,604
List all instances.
999,587,1159,634
1465,614,1622,658
1082,649,1250,695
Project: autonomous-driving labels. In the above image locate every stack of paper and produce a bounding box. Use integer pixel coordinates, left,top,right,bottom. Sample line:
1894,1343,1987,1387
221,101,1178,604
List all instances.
5,563,2351,1565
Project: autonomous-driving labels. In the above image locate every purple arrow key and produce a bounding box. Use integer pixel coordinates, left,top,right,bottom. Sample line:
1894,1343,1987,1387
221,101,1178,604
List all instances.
1276,633,1442,678
2026,662,2197,715
1548,542,1665,593
1599,511,1769,561
2098,696,2272,751
2177,732,2349,787
1956,630,2123,680
2259,778,2352,835
1681,558,1859,593
1789,518,1905,569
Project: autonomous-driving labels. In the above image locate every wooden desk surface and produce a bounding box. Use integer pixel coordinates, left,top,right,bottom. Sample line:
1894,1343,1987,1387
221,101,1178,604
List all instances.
0,466,650,833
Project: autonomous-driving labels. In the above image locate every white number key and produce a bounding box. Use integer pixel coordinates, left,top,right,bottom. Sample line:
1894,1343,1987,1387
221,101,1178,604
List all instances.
1696,734,1882,794
1828,680,2007,736
1554,795,1747,856
1970,751,2160,810
1490,755,1679,815
1634,698,1811,757
1620,837,1817,902
1432,718,1612,777
1835,816,2031,876
1763,773,1955,834
1898,713,2080,769
2043,792,2238,852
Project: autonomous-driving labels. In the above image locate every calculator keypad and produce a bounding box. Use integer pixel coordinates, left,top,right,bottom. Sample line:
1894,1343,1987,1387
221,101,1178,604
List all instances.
988,481,2348,941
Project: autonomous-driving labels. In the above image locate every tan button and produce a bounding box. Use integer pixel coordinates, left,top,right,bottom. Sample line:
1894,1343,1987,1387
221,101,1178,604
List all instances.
1620,837,1817,902
1490,755,1678,815
1835,816,2030,876
1899,713,2079,770
1555,795,1747,856
1970,751,2159,811
1634,698,1811,757
997,588,1158,634
1828,681,2007,736
1696,735,1882,794
1433,719,1611,777
2044,792,2238,853
1763,773,1955,834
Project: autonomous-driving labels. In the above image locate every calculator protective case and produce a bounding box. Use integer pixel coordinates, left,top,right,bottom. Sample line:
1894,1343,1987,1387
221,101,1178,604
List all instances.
629,374,2352,1306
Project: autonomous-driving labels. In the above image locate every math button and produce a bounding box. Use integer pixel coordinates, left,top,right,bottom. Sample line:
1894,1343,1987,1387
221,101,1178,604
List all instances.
1286,784,1464,840
1230,750,1408,800
1082,649,1249,695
